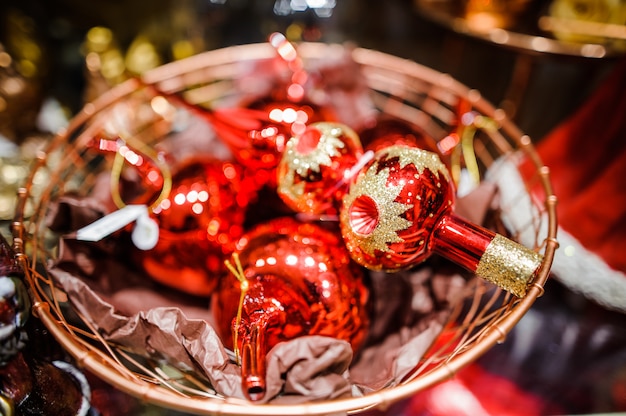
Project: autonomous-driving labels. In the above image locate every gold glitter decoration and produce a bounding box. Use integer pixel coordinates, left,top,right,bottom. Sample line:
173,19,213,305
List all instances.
341,163,413,258
279,122,353,202
381,145,451,182
476,234,543,297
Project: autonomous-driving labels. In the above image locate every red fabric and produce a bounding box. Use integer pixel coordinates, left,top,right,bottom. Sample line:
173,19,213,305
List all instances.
403,364,554,416
521,57,626,273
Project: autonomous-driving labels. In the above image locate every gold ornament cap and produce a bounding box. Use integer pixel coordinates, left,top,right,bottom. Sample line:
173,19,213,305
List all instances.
476,234,543,297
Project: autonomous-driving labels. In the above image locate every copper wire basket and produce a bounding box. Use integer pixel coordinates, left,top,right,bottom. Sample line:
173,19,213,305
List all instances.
11,42,558,415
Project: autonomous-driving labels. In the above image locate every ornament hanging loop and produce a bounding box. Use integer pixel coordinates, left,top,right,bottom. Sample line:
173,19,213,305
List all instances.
106,136,172,211
224,253,248,365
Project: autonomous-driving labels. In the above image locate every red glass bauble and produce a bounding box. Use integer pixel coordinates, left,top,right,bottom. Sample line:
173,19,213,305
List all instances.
358,116,439,155
341,145,456,271
136,159,253,296
146,86,294,187
276,122,363,215
340,145,542,297
211,217,370,401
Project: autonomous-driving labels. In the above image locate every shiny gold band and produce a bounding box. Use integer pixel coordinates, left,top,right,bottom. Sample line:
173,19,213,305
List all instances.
476,234,543,297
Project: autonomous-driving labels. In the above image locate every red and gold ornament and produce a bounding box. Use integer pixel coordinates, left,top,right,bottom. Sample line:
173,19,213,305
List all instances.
237,110,335,188
340,145,543,297
276,122,364,215
212,217,369,401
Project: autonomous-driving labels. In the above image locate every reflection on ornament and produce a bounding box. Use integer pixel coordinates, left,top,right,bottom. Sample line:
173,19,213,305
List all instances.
340,145,542,297
212,217,369,401
277,122,363,215
136,159,252,296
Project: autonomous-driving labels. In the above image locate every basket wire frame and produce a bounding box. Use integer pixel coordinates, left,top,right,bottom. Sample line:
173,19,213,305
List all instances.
11,42,558,415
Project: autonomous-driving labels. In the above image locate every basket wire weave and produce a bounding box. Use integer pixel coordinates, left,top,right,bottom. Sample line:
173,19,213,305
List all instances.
11,42,558,415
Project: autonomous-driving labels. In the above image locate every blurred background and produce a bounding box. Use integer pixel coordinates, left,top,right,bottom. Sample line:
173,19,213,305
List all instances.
1,0,625,415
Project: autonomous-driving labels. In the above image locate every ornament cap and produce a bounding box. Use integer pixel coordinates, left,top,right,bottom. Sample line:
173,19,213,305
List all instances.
476,234,543,297
348,195,380,236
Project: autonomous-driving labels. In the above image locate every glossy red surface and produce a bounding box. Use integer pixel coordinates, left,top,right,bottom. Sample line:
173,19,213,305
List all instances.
211,217,370,401
432,214,493,272
340,145,456,271
241,96,337,188
136,159,252,296
358,116,439,155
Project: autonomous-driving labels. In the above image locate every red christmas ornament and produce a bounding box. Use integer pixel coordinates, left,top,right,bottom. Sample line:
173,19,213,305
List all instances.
211,217,370,401
358,115,439,155
276,122,364,215
136,159,252,296
340,145,543,297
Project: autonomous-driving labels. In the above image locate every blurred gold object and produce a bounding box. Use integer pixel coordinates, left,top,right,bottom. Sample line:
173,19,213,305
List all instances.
544,0,626,49
0,136,49,221
0,9,51,220
415,0,618,57
464,0,533,30
82,26,163,101
82,27,128,102
540,16,626,40
125,35,162,76
81,1,207,103
2,9,44,79
0,9,47,144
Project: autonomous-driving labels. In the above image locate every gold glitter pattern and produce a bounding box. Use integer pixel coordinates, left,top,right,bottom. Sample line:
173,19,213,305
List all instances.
381,145,450,182
278,122,351,201
476,234,543,298
341,163,413,256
